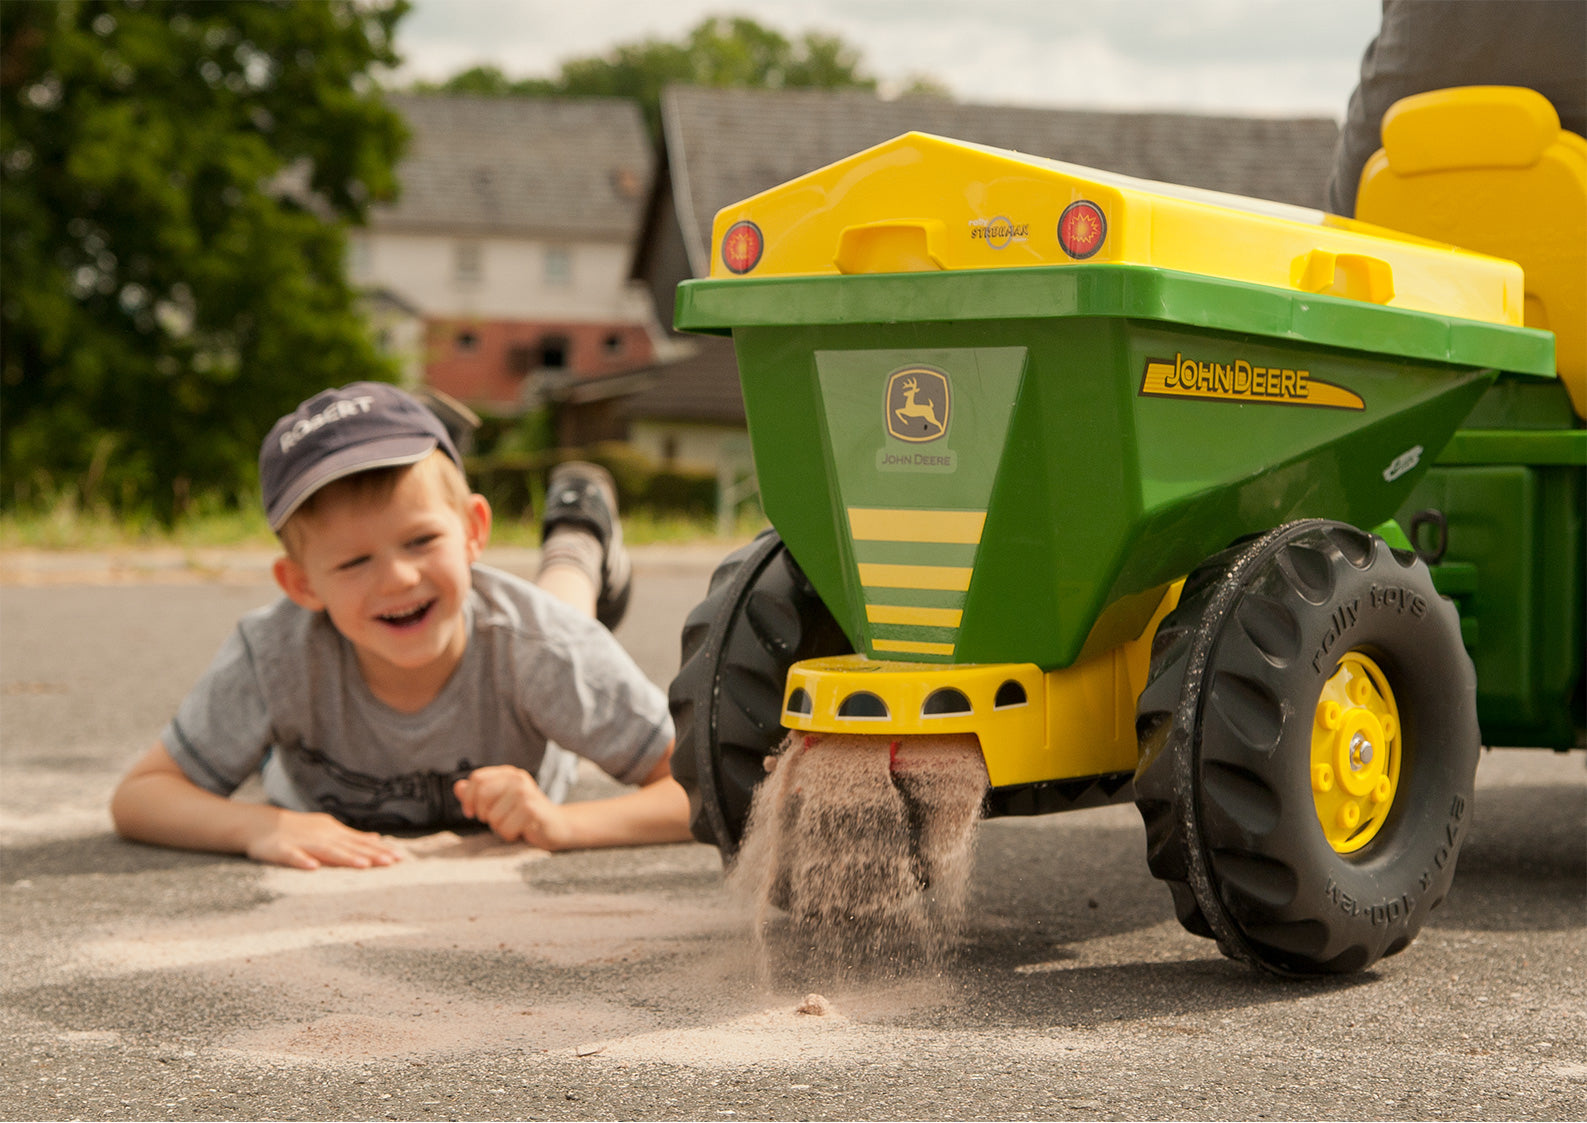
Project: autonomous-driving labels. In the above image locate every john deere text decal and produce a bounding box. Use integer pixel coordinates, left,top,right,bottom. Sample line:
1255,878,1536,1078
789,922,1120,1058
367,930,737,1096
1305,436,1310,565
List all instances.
1140,352,1365,410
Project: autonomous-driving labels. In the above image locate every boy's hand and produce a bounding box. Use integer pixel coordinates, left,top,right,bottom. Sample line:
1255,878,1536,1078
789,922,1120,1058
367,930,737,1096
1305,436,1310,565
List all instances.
110,742,405,871
246,809,405,871
453,766,574,850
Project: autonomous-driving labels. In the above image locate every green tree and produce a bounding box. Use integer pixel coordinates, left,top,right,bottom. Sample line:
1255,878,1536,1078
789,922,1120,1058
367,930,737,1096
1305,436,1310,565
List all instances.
1,0,410,520
416,16,883,140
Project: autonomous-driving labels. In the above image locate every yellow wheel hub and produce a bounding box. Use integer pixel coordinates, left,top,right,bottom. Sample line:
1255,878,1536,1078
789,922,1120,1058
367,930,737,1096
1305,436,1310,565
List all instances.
1311,652,1401,853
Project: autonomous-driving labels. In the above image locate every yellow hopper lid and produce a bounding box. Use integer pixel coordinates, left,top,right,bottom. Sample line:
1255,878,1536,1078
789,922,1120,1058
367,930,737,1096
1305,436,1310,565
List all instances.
707,132,1526,327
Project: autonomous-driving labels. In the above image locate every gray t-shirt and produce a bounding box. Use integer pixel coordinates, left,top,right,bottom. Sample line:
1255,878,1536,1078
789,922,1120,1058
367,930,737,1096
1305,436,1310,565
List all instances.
161,565,673,832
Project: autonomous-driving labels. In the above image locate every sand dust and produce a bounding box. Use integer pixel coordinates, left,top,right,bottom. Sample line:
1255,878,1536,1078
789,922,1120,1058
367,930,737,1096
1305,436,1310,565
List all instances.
49,826,996,1072
31,764,992,1073
729,732,989,980
56,831,746,1067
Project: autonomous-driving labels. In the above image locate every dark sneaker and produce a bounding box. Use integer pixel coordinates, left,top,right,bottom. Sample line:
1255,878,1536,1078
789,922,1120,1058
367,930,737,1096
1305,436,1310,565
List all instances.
542,461,632,629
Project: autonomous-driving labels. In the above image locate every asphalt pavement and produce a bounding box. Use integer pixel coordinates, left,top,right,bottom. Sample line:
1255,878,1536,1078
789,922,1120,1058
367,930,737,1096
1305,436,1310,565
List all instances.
1,544,1583,1121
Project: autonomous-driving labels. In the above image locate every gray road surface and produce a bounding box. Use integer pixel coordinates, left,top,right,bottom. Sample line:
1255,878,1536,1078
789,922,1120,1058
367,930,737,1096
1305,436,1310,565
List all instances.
1,546,1583,1121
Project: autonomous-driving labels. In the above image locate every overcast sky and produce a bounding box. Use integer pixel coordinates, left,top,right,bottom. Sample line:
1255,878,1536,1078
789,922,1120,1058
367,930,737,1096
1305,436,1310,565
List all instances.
389,0,1387,119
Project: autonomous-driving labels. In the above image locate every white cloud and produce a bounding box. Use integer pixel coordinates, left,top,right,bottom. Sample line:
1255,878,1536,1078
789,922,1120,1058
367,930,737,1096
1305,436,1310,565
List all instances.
388,0,1384,117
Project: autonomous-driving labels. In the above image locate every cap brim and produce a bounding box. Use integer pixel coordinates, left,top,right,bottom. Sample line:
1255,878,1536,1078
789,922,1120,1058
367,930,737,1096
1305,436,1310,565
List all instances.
266,436,440,531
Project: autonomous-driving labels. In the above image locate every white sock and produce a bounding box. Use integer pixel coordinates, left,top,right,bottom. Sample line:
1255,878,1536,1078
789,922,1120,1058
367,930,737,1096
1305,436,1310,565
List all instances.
538,526,603,589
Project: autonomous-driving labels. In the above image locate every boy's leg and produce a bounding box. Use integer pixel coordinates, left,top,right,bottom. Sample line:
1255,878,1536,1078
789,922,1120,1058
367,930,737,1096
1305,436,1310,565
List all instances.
538,461,632,629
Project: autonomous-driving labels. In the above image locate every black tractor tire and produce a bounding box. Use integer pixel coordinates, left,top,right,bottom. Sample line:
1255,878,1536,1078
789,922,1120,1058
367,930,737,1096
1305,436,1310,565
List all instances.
1134,519,1479,975
669,530,851,859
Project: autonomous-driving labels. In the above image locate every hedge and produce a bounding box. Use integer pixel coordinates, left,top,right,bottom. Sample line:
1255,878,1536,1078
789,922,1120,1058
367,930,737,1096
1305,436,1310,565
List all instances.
465,443,717,522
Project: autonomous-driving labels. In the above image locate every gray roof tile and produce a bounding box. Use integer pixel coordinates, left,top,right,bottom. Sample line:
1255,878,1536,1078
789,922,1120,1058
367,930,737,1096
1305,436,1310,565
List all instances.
620,336,745,424
374,94,655,240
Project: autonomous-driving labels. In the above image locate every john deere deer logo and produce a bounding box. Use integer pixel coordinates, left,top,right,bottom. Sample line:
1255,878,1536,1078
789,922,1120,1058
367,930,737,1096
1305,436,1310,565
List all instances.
886,366,950,443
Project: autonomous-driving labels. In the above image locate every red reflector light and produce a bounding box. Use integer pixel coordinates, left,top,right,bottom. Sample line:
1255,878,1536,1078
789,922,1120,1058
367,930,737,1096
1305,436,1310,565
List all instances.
1057,201,1106,259
722,220,764,274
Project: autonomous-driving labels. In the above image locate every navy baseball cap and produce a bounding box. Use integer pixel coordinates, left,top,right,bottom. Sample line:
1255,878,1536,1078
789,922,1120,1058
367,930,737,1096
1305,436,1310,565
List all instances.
260,382,463,531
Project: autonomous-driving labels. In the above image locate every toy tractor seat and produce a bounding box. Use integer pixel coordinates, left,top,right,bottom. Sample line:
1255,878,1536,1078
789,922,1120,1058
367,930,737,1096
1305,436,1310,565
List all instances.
1355,85,1587,419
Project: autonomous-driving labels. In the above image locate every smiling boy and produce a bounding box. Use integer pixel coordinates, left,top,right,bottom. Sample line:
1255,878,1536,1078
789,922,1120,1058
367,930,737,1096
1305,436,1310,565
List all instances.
110,382,690,869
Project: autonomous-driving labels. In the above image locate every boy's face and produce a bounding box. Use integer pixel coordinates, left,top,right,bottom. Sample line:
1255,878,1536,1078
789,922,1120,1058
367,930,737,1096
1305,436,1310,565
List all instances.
272,462,491,701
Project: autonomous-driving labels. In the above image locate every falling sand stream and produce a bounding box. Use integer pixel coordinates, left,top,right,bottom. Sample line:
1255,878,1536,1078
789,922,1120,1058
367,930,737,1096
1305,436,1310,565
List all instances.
728,732,990,980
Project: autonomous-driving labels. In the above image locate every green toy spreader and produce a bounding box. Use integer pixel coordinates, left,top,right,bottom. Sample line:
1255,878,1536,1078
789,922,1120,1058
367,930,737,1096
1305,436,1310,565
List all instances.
668,129,1568,977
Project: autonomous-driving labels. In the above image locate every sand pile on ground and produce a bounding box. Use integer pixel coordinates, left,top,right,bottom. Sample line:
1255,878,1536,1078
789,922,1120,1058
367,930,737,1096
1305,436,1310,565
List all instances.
53,827,991,1072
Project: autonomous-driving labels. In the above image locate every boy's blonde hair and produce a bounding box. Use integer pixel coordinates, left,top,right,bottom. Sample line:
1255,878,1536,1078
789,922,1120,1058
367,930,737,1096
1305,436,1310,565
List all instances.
277,449,471,558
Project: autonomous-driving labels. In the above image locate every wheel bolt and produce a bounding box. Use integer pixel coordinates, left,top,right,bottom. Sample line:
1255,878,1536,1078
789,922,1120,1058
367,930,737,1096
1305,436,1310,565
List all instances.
1337,802,1361,830
1373,776,1392,803
1319,701,1343,730
1349,732,1374,770
1349,677,1374,705
1312,763,1335,792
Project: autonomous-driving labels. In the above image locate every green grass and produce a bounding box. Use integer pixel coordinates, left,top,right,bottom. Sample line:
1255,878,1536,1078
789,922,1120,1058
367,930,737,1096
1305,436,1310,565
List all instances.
0,496,276,551
491,505,767,548
0,495,767,552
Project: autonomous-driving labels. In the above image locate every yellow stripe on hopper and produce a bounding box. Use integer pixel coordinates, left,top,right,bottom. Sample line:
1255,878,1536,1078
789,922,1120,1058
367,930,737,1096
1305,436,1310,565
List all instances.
857,563,973,591
847,507,986,544
865,604,964,627
873,639,957,656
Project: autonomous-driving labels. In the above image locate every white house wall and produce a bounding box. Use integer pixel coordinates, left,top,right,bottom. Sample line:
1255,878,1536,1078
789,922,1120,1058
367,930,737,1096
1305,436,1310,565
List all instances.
348,230,654,324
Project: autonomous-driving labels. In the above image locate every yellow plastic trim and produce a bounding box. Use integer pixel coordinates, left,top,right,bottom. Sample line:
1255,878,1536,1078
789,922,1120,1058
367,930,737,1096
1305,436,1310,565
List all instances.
782,581,1182,787
847,507,986,544
707,131,1524,327
1310,651,1401,853
783,656,1047,785
871,639,957,657
1291,250,1395,305
856,562,973,591
833,219,948,274
865,604,964,628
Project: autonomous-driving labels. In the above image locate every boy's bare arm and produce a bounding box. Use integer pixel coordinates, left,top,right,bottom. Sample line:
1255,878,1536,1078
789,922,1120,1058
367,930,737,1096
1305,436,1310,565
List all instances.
558,749,694,849
454,744,694,852
110,742,403,870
